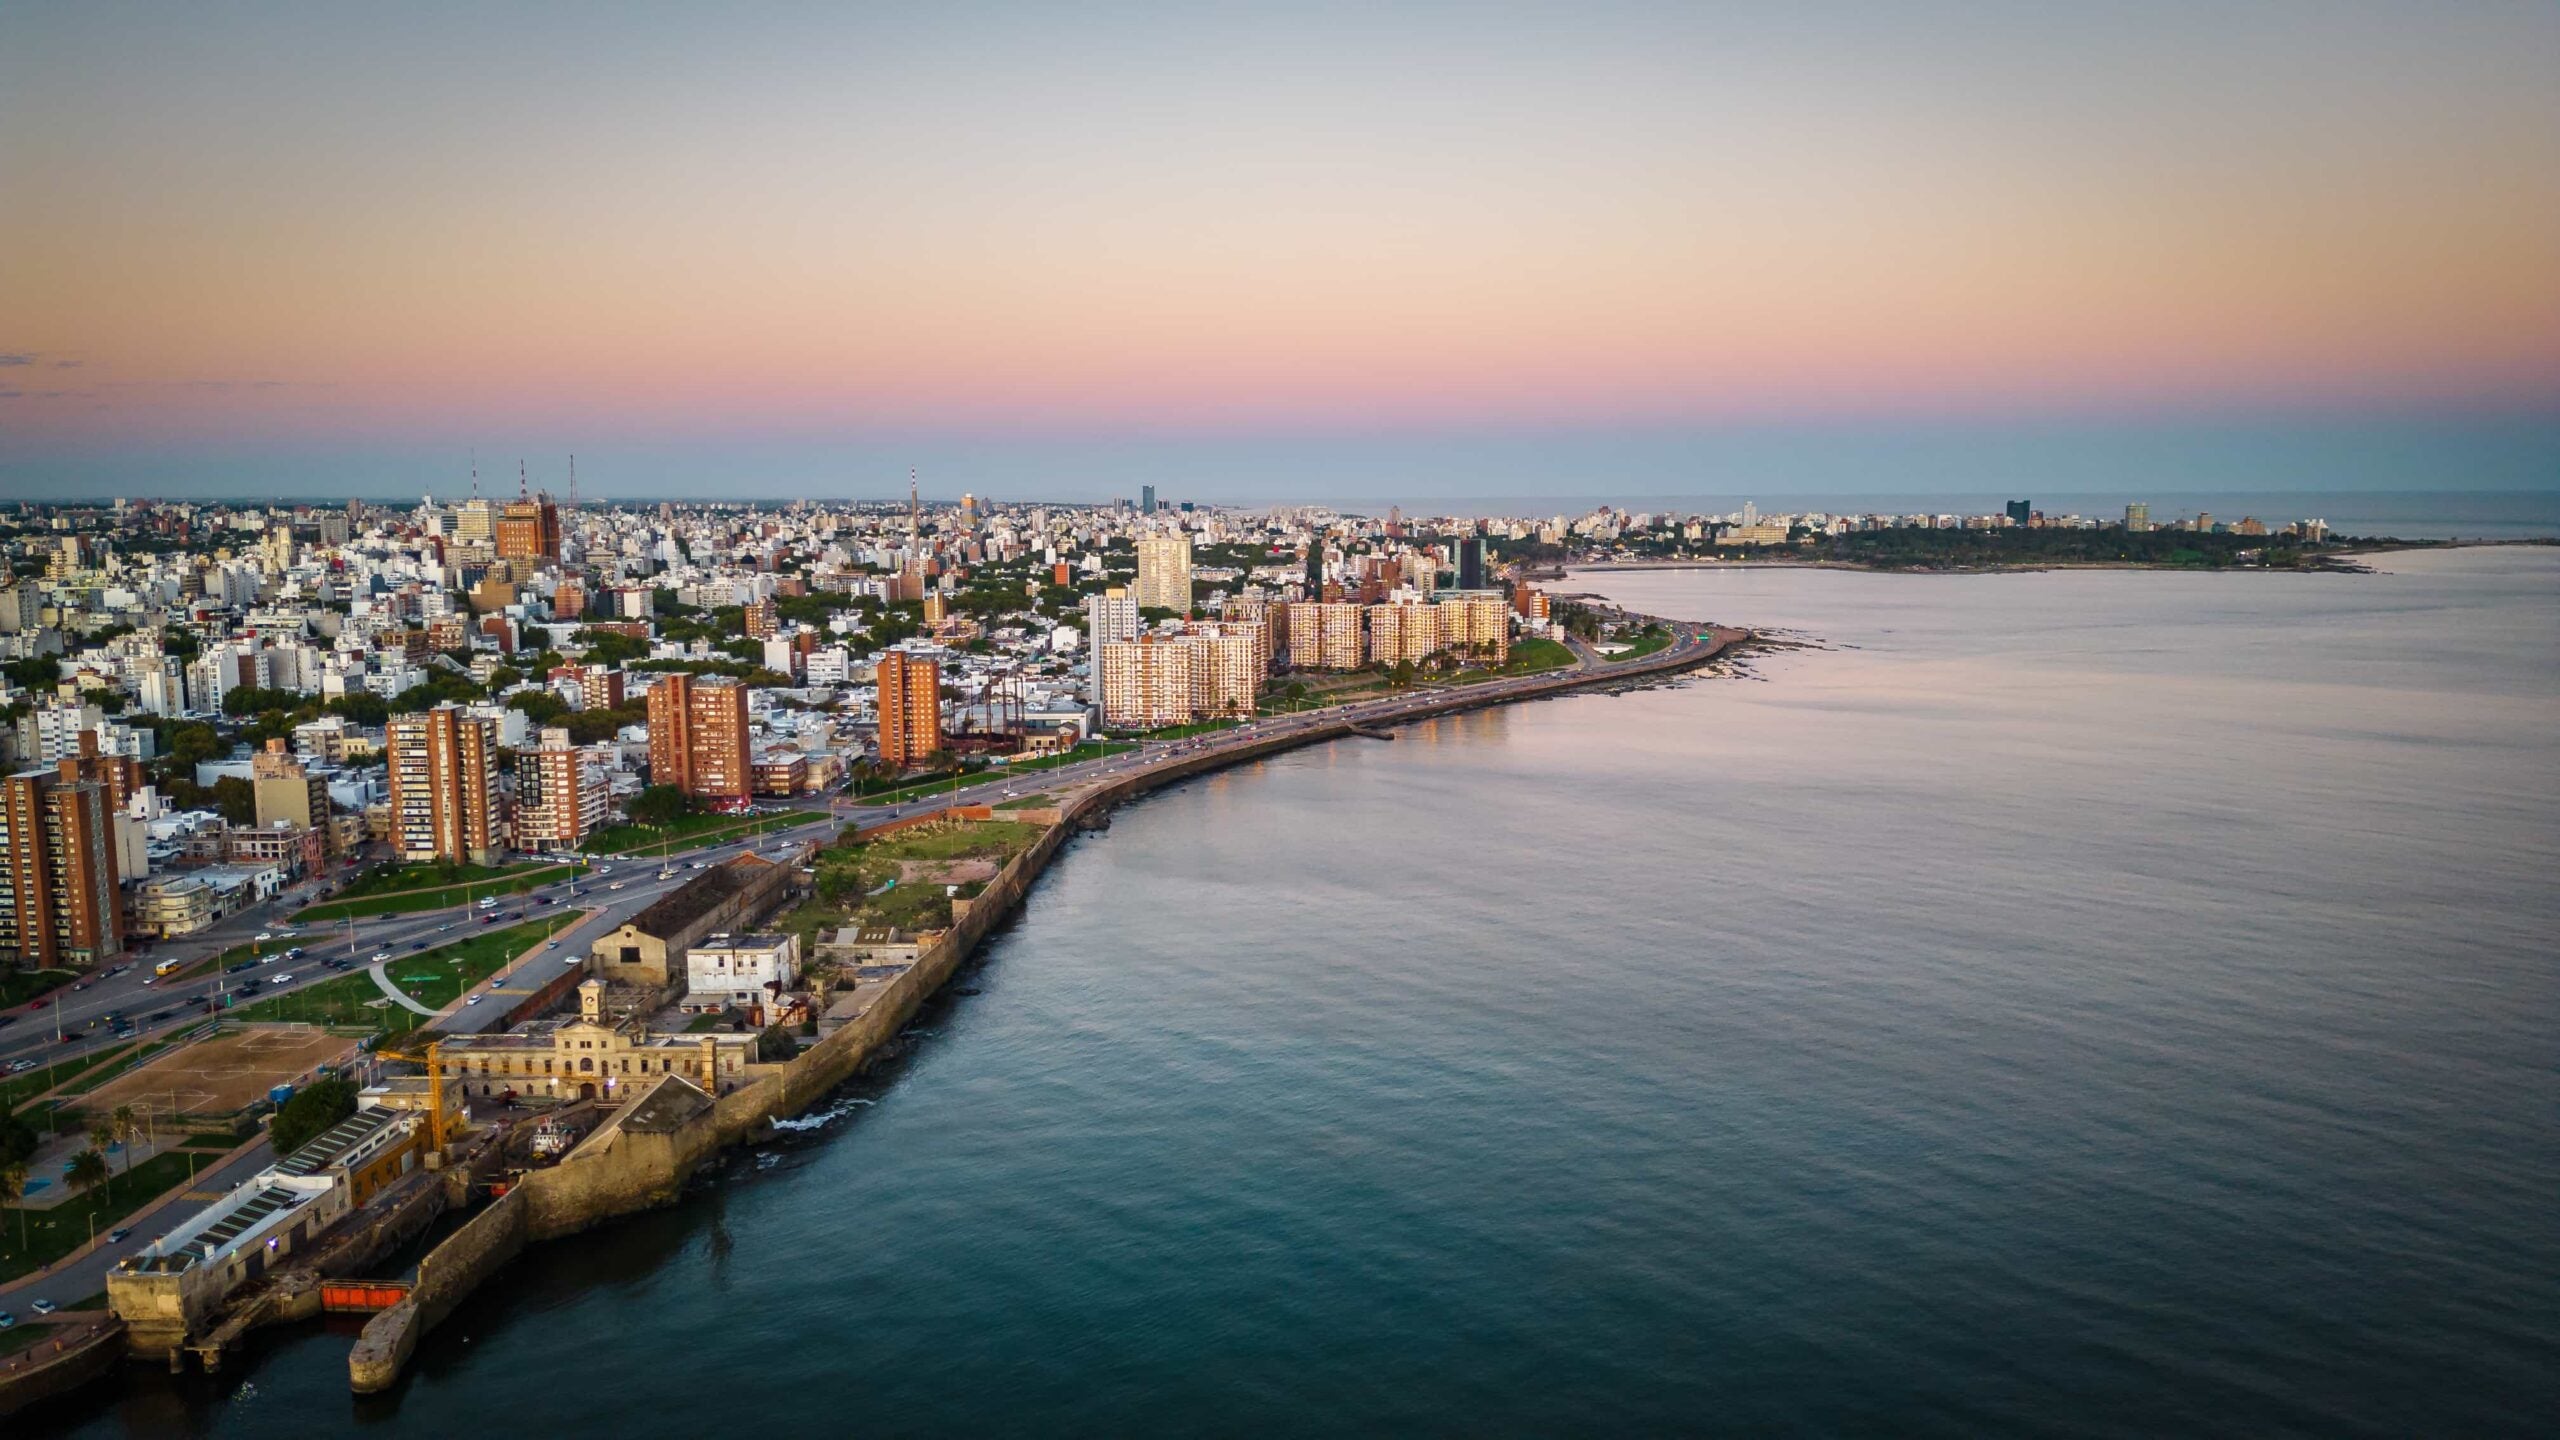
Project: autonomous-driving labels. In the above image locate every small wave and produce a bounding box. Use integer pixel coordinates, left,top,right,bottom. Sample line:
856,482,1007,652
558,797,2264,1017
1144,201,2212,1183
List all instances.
768,1097,877,1132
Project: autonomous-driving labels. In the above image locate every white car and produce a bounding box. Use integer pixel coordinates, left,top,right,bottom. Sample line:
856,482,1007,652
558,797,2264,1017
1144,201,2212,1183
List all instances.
370,951,391,962
254,931,274,942
29,1299,58,1316
465,994,484,1005
5,1060,35,1074
271,973,294,984
608,881,627,891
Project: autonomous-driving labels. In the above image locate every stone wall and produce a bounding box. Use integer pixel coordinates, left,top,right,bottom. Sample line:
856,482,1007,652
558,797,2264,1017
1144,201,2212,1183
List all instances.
0,1320,127,1420
348,1183,529,1393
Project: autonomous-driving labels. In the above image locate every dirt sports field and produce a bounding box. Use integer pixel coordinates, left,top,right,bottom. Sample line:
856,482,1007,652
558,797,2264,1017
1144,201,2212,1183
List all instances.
75,1024,358,1120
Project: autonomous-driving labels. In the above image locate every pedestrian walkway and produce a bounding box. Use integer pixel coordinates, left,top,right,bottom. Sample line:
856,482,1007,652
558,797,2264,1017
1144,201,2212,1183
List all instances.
367,963,439,1017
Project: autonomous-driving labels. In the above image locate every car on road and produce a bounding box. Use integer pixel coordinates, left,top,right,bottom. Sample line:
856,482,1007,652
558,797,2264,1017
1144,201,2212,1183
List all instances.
0,1312,14,1330
411,940,429,951
465,994,484,1005
5,1058,34,1072
139,973,159,986
107,1227,132,1243
595,865,613,875
29,1298,58,1316
370,950,391,962
608,881,626,890
258,954,281,965
284,947,304,959
438,924,453,932
146,1009,174,1022
105,963,133,977
270,974,294,985
254,931,273,942
545,940,561,949
226,960,258,974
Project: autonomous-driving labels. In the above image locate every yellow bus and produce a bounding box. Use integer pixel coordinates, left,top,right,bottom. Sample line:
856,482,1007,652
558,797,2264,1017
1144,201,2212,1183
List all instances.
154,958,186,978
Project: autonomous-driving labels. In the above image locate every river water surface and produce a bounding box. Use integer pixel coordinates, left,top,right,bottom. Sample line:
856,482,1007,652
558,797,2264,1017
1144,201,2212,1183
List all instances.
44,548,2560,1437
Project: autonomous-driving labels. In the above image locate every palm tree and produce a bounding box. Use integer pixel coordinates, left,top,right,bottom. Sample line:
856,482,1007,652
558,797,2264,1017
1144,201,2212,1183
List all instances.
0,1159,27,1255
111,1105,140,1176
67,1147,109,1209
86,1122,117,1202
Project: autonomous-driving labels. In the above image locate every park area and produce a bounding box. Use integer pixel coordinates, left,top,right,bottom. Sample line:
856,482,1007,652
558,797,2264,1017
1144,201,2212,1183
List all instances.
227,916,568,1037
581,809,798,857
296,859,583,922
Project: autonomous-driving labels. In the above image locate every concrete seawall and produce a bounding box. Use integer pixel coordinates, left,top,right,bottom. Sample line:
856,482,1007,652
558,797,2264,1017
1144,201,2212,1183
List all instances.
349,622,1739,1391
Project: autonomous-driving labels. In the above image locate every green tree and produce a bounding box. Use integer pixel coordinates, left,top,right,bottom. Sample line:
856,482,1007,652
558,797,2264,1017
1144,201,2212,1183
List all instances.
66,1147,110,1207
211,775,256,825
268,1077,359,1157
84,1123,118,1201
0,1158,27,1255
628,784,694,829
110,1104,141,1178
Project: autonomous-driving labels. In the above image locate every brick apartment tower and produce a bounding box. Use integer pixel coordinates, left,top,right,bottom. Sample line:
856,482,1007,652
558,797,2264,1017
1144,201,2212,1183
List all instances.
0,768,123,968
875,653,943,770
387,705,505,866
647,673,751,801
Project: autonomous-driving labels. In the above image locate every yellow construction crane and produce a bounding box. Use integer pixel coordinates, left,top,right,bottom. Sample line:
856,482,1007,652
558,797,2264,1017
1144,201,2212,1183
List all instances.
372,1036,452,1155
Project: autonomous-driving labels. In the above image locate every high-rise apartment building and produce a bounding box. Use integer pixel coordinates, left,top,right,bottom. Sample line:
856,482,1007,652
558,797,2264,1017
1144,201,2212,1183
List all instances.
2125,502,2150,532
0,768,124,968
1285,602,1364,671
1098,637,1194,730
743,598,779,639
647,673,751,801
1439,595,1512,664
1367,601,1443,667
1180,627,1260,719
1084,588,1140,702
387,704,506,866
875,653,944,770
512,729,610,853
1134,535,1193,615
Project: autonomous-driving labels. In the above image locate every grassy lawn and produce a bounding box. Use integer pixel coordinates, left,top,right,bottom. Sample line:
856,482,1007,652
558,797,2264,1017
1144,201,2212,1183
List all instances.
0,1320,62,1356
328,860,551,901
1604,627,1673,662
580,811,798,857
0,1150,203,1285
0,969,77,1009
296,863,582,923
228,917,568,1034
811,819,1044,933
1498,636,1578,672
2,1042,143,1116
994,793,1053,810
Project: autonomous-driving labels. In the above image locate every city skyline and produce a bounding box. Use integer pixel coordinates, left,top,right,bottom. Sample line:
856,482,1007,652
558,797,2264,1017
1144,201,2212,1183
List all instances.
4,1,2557,499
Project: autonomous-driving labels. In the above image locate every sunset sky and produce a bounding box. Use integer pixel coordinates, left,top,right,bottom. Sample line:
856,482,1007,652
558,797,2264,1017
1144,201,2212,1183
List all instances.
3,1,2555,499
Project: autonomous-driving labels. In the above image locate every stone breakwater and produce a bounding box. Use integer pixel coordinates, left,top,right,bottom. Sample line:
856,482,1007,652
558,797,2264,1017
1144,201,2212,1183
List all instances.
348,619,1744,1393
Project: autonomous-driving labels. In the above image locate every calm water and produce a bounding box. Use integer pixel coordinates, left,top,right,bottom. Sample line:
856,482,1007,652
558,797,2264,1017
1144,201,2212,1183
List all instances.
40,549,2560,1437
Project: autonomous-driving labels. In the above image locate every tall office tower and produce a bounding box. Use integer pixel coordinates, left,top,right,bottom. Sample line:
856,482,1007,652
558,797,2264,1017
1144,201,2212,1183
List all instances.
1303,542,1324,594
1135,535,1194,615
2005,499,2033,527
497,494,563,561
1084,588,1140,701
875,653,944,769
1141,484,1158,515
2125,502,2150,532
1097,637,1195,729
647,673,751,801
0,768,123,969
454,498,498,546
388,704,506,866
251,737,330,838
512,729,610,853
1457,537,1487,591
